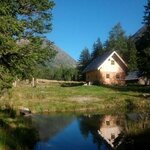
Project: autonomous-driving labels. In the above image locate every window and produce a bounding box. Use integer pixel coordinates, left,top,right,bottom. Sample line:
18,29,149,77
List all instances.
116,120,120,125
116,74,120,79
106,74,110,78
111,133,115,139
106,121,110,126
111,60,115,65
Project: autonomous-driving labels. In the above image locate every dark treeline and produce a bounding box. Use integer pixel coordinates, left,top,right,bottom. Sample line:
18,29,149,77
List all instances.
135,0,150,81
35,66,78,81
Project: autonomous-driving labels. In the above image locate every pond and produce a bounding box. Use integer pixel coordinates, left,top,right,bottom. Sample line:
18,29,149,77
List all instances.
32,113,150,150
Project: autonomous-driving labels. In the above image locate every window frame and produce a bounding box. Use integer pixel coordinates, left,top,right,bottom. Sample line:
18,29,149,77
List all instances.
106,121,110,126
111,60,115,65
116,74,120,80
106,74,110,78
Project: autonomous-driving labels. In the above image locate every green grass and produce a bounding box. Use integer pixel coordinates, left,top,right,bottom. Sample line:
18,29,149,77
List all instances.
1,82,150,113
0,82,149,150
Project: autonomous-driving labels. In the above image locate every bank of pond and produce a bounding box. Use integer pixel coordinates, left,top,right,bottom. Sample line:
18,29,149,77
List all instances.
0,109,150,150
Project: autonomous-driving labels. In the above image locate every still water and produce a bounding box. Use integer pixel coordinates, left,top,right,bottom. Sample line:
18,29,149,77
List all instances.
32,113,150,150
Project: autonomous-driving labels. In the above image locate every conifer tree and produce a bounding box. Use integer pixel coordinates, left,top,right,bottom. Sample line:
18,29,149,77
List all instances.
143,0,150,27
91,38,103,60
78,48,91,80
78,48,91,71
105,23,128,61
127,38,137,71
137,0,150,83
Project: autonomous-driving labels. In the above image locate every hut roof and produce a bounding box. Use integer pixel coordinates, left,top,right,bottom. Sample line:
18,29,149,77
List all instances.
83,51,127,73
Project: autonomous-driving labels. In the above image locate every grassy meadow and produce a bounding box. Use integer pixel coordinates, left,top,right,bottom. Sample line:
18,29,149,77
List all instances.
0,82,150,149
1,82,150,113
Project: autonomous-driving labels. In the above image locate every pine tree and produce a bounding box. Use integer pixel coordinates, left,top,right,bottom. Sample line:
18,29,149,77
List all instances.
137,0,150,83
135,1,150,51
78,48,91,70
105,23,128,61
141,0,150,48
127,38,137,71
91,38,103,60
143,0,150,26
78,48,91,80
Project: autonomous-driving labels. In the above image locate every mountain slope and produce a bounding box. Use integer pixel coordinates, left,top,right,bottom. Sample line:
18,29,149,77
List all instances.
50,45,77,68
42,40,76,68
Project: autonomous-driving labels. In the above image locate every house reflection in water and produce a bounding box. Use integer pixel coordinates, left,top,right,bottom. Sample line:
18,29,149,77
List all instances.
98,115,124,148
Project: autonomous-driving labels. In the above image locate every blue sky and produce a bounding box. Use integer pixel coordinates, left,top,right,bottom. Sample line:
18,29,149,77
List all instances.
47,0,147,61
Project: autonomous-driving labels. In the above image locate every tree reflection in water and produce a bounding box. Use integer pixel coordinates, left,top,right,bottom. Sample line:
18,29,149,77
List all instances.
0,108,38,150
32,114,75,141
2,112,148,150
78,113,150,150
78,114,110,150
98,115,125,148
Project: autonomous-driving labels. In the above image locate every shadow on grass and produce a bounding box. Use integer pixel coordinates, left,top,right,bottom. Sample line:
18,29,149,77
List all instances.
0,107,38,150
0,105,16,118
125,99,136,112
102,85,150,93
61,82,84,87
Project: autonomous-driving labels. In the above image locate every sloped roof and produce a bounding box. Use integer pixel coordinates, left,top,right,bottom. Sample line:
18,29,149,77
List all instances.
83,51,127,73
125,71,143,81
83,51,113,73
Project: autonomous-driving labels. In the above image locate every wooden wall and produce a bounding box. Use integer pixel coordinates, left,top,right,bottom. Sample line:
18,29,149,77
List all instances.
85,54,127,85
86,71,125,85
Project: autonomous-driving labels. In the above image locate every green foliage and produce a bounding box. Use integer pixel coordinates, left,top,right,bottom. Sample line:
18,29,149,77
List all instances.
127,38,137,71
53,67,76,81
78,48,91,67
143,0,150,26
141,0,150,48
61,67,78,81
143,1,150,45
138,48,150,78
35,66,78,81
0,0,55,91
78,48,91,80
0,67,13,93
105,23,128,61
91,38,104,60
143,0,150,48
136,0,150,81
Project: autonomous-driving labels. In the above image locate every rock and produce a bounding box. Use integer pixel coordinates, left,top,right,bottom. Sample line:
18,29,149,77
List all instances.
19,107,31,116
142,93,150,98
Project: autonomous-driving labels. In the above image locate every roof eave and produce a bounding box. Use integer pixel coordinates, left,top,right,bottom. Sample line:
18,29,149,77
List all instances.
83,69,98,73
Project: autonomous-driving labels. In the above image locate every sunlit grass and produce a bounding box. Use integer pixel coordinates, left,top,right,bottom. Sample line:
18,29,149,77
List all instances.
0,82,150,113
